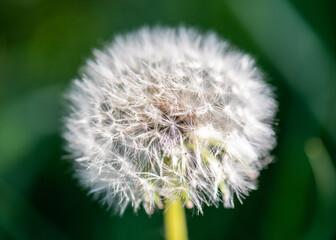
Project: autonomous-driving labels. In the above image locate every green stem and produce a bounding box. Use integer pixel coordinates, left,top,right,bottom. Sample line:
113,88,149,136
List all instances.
164,198,188,240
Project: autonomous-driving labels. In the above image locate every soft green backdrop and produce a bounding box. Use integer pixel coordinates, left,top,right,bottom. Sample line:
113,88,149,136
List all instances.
0,0,335,239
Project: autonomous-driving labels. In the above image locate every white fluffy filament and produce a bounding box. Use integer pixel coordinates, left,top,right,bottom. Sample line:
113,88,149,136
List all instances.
63,26,277,215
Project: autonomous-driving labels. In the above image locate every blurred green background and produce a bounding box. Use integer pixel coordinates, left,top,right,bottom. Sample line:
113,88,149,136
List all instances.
0,0,335,239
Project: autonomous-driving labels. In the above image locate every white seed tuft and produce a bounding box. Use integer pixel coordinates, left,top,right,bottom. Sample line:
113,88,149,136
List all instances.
63,26,277,215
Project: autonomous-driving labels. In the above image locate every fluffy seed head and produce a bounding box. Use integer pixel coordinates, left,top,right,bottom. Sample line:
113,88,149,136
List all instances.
63,26,277,215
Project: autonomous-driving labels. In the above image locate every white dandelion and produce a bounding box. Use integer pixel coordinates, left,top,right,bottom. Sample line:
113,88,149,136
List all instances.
63,26,277,215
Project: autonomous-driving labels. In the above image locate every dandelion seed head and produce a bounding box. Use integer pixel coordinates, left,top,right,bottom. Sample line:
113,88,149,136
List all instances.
63,26,277,215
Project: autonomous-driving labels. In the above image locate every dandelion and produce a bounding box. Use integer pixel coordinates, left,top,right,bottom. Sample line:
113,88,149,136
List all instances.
63,27,277,220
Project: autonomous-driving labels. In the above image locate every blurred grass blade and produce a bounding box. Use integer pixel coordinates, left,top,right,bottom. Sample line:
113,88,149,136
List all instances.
304,138,336,240
0,85,61,174
226,0,336,142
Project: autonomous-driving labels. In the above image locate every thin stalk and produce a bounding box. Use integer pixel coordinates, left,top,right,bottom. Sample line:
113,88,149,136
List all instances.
164,198,188,240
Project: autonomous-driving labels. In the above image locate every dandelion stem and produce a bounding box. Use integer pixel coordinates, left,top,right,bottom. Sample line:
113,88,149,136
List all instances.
164,198,188,240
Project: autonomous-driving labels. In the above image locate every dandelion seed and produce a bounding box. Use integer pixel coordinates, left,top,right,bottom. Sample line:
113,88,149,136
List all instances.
63,26,277,215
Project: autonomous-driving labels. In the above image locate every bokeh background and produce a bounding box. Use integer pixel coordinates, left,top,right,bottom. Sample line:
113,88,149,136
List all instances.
0,0,335,239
